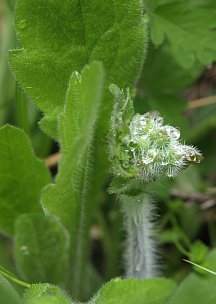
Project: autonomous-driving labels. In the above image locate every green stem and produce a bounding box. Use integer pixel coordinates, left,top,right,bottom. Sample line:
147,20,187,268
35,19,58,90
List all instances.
0,266,30,288
119,192,158,279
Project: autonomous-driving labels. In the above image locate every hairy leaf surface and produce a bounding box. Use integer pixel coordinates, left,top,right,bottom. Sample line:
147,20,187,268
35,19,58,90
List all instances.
23,284,71,304
0,126,51,236
9,0,146,138
41,62,104,298
92,278,175,304
42,62,104,229
23,278,175,304
14,214,70,284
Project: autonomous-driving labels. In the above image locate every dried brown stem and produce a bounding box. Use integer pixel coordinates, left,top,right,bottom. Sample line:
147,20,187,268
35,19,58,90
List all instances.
45,152,60,167
188,96,216,109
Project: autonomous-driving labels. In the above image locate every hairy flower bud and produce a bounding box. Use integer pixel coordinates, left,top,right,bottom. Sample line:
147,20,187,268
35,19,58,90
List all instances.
109,85,203,182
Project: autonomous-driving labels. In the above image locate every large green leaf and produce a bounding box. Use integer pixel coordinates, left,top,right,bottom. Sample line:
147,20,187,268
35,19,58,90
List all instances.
167,250,216,304
41,62,105,298
0,126,51,236
14,214,70,284
0,273,20,304
9,0,147,138
149,2,216,68
92,278,175,304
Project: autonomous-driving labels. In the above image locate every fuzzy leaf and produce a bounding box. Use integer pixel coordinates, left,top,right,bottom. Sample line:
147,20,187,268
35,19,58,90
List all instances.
0,126,51,236
23,278,175,304
42,62,104,229
92,278,176,304
149,2,216,68
41,62,104,298
9,0,147,138
14,214,70,284
23,284,71,304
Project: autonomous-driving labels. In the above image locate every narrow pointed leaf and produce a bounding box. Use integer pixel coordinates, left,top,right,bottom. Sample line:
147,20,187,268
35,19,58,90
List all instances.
42,62,104,229
41,62,104,298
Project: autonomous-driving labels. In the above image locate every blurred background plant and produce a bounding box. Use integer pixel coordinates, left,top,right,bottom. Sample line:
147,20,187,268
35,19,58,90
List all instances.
0,0,216,301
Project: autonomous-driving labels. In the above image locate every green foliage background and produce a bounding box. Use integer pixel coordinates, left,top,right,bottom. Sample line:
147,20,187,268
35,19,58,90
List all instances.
0,0,216,303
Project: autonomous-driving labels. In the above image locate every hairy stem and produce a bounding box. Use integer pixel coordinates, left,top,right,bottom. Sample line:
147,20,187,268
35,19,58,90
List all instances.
119,193,158,279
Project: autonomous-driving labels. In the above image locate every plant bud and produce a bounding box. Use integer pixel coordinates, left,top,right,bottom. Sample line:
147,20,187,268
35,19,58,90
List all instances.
109,85,203,182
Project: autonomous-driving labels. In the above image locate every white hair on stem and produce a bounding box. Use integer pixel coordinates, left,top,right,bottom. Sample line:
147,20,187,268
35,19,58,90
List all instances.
120,193,158,279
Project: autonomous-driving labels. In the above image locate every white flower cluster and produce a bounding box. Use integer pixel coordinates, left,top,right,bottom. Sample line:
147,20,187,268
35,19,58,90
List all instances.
127,111,202,181
109,85,203,182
